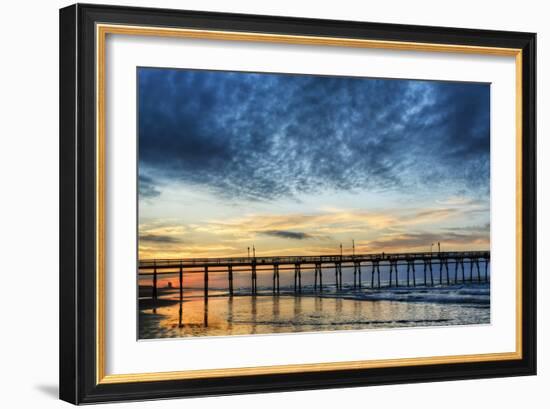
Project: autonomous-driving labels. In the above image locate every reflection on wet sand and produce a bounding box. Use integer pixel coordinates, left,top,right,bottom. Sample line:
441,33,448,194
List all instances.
139,288,489,340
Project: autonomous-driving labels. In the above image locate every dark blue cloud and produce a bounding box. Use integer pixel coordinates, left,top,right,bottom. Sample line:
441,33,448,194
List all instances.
260,230,312,240
138,68,489,201
138,174,161,198
139,234,183,244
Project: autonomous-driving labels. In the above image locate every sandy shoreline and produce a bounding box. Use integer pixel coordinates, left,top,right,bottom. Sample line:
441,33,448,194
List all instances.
138,282,490,339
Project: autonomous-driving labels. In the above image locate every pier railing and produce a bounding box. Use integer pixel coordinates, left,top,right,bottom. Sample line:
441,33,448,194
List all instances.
139,251,489,269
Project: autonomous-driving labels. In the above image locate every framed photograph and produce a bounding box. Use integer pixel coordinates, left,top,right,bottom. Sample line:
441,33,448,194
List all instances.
59,3,536,404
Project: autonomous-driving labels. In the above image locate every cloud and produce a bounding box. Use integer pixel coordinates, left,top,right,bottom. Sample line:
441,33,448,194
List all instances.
139,234,183,244
138,68,490,202
436,196,480,206
444,223,490,233
138,203,489,257
259,230,313,240
138,174,161,198
192,205,482,244
364,231,489,252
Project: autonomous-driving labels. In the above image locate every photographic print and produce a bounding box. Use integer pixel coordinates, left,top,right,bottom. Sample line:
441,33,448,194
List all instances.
137,67,491,340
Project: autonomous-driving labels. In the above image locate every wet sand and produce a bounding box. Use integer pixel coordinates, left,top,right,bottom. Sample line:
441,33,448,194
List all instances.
139,286,490,339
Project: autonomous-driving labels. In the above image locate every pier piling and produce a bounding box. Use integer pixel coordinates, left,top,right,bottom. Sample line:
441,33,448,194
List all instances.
204,266,209,301
394,260,399,287
273,267,276,293
454,260,459,283
152,261,158,302
273,264,279,294
299,268,302,292
318,263,323,292
314,263,318,291
293,265,301,292
251,263,257,294
228,265,233,296
179,263,183,302
334,262,343,291
276,265,280,293
423,260,427,286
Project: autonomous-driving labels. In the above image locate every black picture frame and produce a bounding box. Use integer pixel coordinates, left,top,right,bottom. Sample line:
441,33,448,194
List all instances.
60,3,536,404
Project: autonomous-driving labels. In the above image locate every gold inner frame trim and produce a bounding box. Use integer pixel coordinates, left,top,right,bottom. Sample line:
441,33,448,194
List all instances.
95,23,523,385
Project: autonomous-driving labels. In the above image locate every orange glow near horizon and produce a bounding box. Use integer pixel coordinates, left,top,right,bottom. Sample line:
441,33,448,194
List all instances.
138,203,490,260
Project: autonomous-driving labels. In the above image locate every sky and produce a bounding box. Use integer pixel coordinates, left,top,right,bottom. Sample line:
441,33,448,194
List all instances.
138,67,490,261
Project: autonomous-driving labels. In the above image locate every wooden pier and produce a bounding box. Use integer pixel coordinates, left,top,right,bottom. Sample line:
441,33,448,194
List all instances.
139,250,490,302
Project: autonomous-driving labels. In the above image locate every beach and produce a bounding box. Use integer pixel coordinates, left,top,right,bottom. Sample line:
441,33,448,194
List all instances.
138,283,490,339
